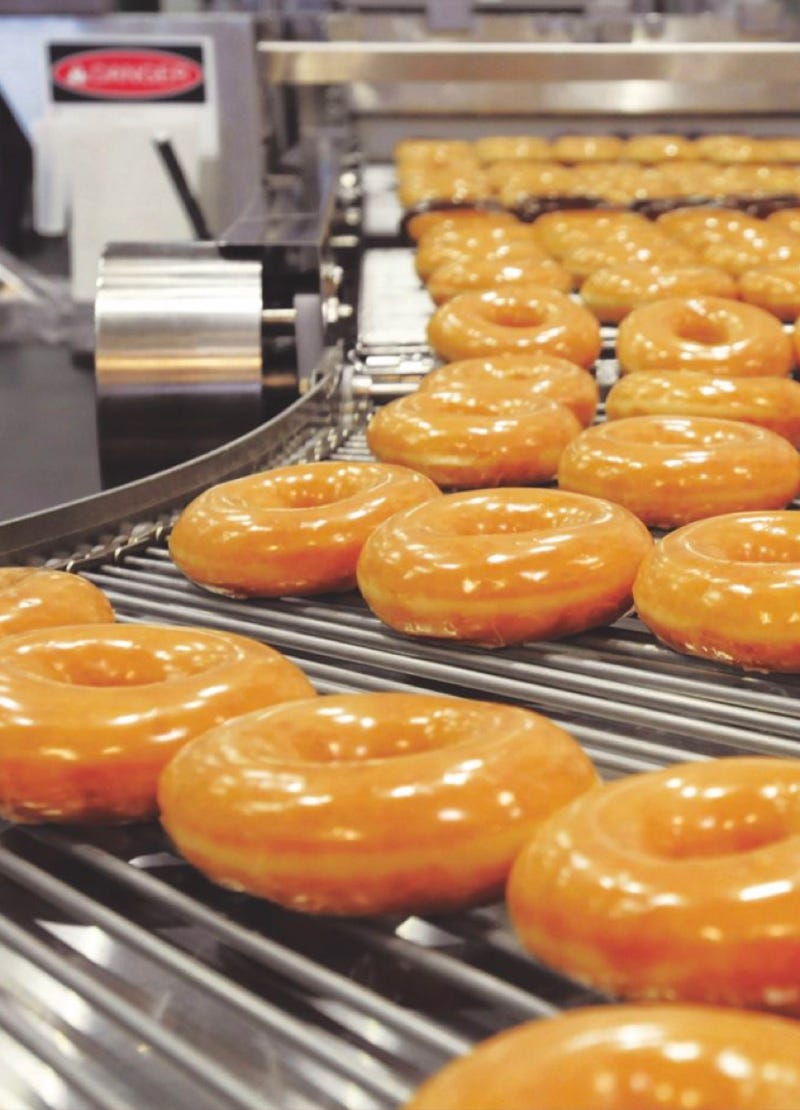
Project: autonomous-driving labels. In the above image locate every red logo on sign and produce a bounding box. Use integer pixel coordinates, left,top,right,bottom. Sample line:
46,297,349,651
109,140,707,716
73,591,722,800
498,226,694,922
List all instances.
52,48,203,100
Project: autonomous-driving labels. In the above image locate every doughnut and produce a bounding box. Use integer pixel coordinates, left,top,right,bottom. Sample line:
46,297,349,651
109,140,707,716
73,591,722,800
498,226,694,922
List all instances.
158,691,598,916
366,390,581,488
414,222,548,280
406,1004,800,1110
701,233,800,276
739,264,800,319
418,354,599,427
394,139,476,168
397,167,491,209
508,755,800,1011
561,239,699,282
169,461,441,598
624,132,697,163
572,162,675,205
427,285,602,368
655,207,766,249
549,134,625,163
615,296,794,377
356,488,653,647
633,511,800,671
0,623,315,824
606,370,800,446
404,207,518,243
580,262,737,324
764,138,800,163
0,568,114,638
692,133,770,163
558,415,800,529
530,209,653,259
495,163,580,206
425,255,574,304
474,135,551,163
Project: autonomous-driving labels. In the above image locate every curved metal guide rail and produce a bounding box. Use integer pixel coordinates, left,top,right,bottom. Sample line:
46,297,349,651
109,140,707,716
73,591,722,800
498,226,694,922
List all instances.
1,249,799,1109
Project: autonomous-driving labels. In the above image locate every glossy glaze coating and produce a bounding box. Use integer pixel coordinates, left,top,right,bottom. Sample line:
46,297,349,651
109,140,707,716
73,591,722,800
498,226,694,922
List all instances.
366,390,581,488
616,296,794,377
702,234,800,276
558,415,800,529
508,757,800,1011
158,691,597,916
356,488,652,647
474,135,551,163
426,255,573,304
0,623,315,823
531,210,655,259
418,353,599,427
405,208,517,243
427,285,602,367
398,167,490,209
580,263,737,324
740,265,800,320
0,568,114,638
655,207,766,249
406,1004,800,1109
693,133,771,163
394,139,476,168
634,511,800,671
169,461,441,598
415,223,549,279
624,133,698,163
606,371,800,446
562,239,699,282
550,134,625,163
496,162,579,206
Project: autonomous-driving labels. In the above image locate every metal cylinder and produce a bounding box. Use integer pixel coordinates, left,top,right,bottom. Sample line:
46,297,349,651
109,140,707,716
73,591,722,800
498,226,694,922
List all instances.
95,242,263,486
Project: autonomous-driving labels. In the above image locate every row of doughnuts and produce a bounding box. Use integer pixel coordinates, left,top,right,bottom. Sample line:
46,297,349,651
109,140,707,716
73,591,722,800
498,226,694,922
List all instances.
9,563,800,1107
396,134,800,209
410,204,800,323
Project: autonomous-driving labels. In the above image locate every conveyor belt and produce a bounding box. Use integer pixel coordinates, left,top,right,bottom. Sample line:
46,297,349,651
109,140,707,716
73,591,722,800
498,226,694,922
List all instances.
2,242,800,1110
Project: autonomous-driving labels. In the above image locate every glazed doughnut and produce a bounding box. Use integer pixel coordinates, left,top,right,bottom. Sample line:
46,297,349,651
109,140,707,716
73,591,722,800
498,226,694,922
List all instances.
764,137,800,162
634,511,800,671
418,354,599,427
397,167,490,209
624,132,697,163
531,209,653,259
739,264,800,319
606,370,800,446
0,568,114,638
158,691,598,916
580,263,737,324
561,239,699,282
692,133,768,163
366,390,581,488
616,296,794,377
406,1004,800,1110
655,207,766,249
0,623,315,824
508,756,800,1010
549,134,625,163
558,415,800,529
701,233,800,276
427,285,602,368
474,135,551,163
356,488,653,647
426,255,574,304
404,207,518,243
495,163,580,206
169,461,441,598
414,222,548,280
394,139,476,168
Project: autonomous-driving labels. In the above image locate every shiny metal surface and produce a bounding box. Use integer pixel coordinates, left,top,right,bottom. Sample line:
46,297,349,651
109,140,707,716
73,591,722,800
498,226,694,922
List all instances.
95,243,263,484
260,40,800,116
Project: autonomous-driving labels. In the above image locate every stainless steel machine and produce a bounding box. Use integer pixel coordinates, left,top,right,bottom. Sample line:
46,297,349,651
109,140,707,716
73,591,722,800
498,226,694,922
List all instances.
2,25,800,1109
